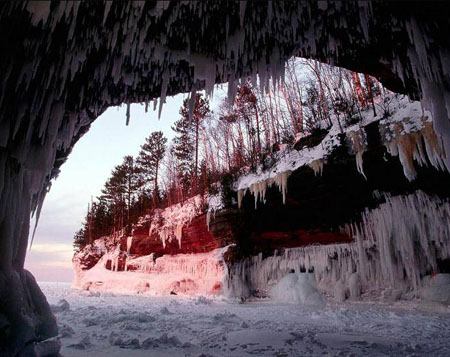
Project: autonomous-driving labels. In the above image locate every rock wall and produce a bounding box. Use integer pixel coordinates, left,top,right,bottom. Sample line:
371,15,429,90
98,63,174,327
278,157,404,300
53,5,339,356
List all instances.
74,107,450,302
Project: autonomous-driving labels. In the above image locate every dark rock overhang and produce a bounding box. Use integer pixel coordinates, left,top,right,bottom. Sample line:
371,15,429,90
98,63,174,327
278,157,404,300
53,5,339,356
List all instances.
2,1,450,180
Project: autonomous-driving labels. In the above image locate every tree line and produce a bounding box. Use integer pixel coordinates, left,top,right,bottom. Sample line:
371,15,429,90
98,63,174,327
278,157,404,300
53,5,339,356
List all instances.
74,94,212,249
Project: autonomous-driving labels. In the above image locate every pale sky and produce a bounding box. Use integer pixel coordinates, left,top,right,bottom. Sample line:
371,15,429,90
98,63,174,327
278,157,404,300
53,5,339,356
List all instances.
25,88,227,282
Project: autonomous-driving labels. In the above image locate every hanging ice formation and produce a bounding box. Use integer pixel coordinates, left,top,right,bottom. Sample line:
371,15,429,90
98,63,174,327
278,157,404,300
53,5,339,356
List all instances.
380,116,446,181
146,195,203,248
124,236,133,271
126,236,133,255
108,246,122,273
308,159,325,176
347,129,368,179
206,194,224,230
3,2,450,246
235,96,448,209
237,171,292,209
225,191,450,300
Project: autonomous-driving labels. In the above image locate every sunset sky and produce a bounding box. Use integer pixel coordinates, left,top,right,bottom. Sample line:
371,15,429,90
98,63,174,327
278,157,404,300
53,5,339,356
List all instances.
25,88,227,282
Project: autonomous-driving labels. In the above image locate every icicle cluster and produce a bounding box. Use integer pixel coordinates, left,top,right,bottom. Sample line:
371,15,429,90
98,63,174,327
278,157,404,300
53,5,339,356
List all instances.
1,2,450,259
237,171,292,208
308,159,325,176
147,195,203,248
235,96,448,209
226,191,450,300
107,245,122,273
206,194,224,230
4,2,450,354
380,116,446,181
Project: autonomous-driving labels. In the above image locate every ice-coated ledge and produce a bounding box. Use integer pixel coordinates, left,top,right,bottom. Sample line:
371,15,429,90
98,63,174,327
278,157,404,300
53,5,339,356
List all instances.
235,95,443,207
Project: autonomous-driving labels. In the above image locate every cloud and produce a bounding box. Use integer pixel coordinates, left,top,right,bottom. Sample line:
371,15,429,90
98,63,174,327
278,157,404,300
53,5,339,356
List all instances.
31,243,74,254
26,243,75,276
39,260,73,268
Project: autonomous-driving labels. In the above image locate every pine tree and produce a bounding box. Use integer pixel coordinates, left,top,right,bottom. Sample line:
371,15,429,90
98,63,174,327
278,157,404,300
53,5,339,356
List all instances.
172,93,210,196
73,227,87,251
136,131,167,206
101,156,140,230
171,115,194,196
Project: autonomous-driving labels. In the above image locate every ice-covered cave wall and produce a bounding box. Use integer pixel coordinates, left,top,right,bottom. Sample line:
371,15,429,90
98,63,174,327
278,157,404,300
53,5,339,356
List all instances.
1,1,450,355
226,191,450,302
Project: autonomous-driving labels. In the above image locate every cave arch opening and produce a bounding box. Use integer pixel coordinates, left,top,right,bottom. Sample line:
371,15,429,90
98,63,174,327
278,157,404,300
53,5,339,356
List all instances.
24,54,419,286
2,1,450,355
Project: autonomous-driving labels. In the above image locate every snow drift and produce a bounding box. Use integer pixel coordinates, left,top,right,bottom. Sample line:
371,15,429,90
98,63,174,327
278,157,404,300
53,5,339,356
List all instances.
271,273,324,306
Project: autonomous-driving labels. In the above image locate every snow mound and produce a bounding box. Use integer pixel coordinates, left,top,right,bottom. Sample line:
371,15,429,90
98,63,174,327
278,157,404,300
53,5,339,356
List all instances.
421,274,450,305
271,273,324,306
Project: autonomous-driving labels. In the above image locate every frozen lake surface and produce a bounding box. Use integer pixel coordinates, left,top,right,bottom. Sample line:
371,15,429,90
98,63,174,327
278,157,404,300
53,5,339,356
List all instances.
41,282,450,356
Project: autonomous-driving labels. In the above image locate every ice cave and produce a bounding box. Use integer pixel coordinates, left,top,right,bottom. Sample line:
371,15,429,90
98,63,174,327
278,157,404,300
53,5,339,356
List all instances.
2,1,450,356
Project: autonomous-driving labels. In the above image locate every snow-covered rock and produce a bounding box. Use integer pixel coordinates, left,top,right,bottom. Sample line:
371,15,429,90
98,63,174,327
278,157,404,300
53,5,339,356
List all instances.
73,246,232,296
236,95,443,207
50,299,70,313
271,273,324,306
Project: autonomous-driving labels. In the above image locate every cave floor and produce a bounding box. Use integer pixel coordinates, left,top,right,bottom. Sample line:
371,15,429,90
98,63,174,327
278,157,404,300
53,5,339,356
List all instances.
40,282,450,356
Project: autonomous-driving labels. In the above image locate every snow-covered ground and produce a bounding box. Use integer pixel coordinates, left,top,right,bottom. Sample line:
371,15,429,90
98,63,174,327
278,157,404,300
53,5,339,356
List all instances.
42,282,450,356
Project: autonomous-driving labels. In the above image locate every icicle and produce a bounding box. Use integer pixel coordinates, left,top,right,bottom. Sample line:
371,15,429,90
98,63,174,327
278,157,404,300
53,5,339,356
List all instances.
227,74,237,106
188,86,196,124
126,236,133,255
249,180,268,209
30,184,50,250
237,189,245,209
125,103,131,126
308,159,324,176
148,222,154,236
161,227,168,249
158,69,169,119
273,171,291,204
26,1,51,26
239,1,247,27
380,115,446,181
347,130,367,179
421,117,446,170
207,194,223,230
103,1,112,25
175,224,183,248
206,210,211,231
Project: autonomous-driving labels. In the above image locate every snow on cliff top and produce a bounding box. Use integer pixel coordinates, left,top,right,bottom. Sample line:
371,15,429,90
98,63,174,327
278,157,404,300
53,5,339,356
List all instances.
236,94,433,195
